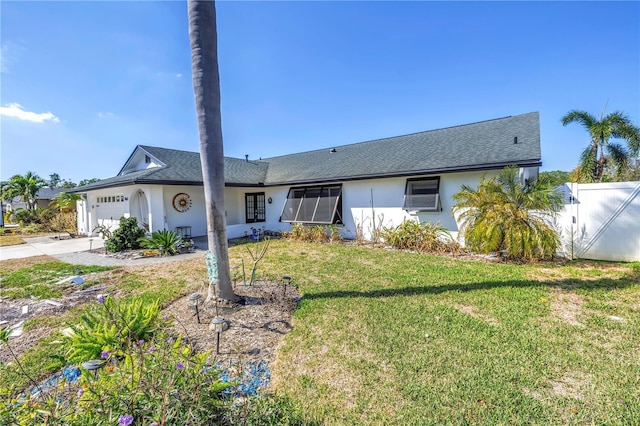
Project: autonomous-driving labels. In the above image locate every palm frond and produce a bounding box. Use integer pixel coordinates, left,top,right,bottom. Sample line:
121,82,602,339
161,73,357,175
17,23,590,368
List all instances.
561,110,596,129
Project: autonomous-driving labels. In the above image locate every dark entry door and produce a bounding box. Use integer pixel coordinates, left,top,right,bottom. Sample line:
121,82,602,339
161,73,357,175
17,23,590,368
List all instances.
245,192,266,223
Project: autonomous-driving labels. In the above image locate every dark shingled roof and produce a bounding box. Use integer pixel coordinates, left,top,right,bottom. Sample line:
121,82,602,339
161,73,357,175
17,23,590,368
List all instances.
262,112,541,185
73,112,541,191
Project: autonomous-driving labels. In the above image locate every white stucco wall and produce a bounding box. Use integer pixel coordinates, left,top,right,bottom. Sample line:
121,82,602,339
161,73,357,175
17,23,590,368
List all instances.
162,186,206,237
341,170,499,240
77,169,515,243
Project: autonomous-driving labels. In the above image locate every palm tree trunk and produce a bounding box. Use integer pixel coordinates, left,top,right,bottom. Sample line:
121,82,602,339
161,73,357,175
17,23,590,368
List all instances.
188,0,239,303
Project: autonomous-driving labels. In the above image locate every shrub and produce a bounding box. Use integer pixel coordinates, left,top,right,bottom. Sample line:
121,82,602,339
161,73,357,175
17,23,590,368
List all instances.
49,211,78,235
105,217,146,252
283,224,333,243
309,225,329,243
328,225,343,243
381,220,460,255
22,224,40,234
11,207,56,230
139,229,183,256
62,296,161,363
452,167,563,261
5,333,233,425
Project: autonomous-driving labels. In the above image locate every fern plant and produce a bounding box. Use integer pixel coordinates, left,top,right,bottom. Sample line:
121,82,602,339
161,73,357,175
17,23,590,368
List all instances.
62,296,161,363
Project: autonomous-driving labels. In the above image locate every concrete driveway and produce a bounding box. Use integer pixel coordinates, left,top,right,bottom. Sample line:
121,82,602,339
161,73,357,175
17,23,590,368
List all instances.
0,236,106,261
0,235,208,266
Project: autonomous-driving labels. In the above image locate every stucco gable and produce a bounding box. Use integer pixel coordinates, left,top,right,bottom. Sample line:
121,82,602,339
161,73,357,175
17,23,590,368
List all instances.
118,146,165,175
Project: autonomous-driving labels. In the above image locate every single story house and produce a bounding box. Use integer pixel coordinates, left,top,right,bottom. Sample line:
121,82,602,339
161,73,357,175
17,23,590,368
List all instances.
72,112,541,241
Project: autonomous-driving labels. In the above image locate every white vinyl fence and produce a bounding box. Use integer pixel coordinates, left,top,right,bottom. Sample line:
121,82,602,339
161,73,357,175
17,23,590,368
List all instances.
556,181,640,262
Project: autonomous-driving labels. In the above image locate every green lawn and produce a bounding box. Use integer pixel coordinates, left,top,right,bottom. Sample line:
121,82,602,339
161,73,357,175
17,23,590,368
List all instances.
0,261,115,299
257,241,640,425
2,241,639,425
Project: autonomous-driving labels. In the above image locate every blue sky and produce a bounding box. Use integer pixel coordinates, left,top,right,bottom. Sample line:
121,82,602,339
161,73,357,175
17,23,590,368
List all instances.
1,1,639,184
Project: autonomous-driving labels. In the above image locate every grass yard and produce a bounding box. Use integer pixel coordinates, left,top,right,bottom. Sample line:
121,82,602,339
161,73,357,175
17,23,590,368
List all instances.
0,234,26,247
1,240,639,425
0,260,114,299
257,241,640,425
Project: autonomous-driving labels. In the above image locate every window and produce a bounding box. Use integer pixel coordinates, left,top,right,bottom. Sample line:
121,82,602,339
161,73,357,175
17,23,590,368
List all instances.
280,184,343,224
96,195,125,204
145,155,151,164
403,177,441,211
245,192,266,223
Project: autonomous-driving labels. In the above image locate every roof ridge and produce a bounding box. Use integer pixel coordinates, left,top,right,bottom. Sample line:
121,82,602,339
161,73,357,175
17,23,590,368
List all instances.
263,112,535,160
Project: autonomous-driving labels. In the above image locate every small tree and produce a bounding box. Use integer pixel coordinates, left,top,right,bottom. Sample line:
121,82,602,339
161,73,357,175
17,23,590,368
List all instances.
452,167,564,261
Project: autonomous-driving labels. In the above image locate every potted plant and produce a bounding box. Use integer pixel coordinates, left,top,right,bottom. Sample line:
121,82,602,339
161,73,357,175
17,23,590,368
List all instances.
178,239,195,254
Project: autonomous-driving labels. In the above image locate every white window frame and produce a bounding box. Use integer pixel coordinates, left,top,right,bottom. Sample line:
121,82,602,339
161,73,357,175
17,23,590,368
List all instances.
403,177,441,212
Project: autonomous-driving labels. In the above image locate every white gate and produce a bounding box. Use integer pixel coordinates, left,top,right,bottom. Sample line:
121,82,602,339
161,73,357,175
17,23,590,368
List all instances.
557,182,640,262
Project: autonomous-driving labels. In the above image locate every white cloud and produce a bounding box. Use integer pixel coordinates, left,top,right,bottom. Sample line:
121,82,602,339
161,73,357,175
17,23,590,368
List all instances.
176,73,183,78
0,103,60,123
97,112,117,119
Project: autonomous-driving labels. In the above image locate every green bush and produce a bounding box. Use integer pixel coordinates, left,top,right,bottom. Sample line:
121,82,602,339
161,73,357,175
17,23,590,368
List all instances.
381,220,460,255
10,207,56,231
22,224,40,234
139,229,183,256
62,296,160,363
105,217,146,252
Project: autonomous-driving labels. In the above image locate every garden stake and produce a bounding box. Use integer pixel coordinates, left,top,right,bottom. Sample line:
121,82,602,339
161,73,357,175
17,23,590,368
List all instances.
189,293,202,323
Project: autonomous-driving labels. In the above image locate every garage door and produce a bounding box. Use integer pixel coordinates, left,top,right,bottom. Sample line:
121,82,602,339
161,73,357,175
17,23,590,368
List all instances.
95,195,126,230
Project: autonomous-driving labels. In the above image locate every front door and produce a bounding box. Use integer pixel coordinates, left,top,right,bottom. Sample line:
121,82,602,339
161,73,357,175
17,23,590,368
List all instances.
245,192,266,223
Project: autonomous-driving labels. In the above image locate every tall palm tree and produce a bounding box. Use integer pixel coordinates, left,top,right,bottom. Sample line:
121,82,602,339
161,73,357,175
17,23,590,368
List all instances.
188,0,238,302
1,172,46,210
452,167,564,260
561,110,640,182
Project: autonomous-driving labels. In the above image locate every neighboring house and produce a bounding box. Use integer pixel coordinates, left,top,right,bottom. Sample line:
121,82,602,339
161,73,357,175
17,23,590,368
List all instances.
4,188,66,211
72,112,541,241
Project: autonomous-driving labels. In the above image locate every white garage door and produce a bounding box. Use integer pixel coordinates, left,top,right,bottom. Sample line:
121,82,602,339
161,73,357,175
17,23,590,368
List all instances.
95,195,126,230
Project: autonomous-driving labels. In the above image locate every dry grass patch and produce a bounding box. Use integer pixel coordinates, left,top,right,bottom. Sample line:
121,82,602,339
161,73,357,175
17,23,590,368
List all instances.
0,255,59,273
0,235,26,247
549,373,589,400
454,304,499,325
527,261,637,284
522,373,590,406
549,288,584,327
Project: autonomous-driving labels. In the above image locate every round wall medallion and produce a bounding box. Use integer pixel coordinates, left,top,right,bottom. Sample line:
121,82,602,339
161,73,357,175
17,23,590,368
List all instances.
172,193,192,212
